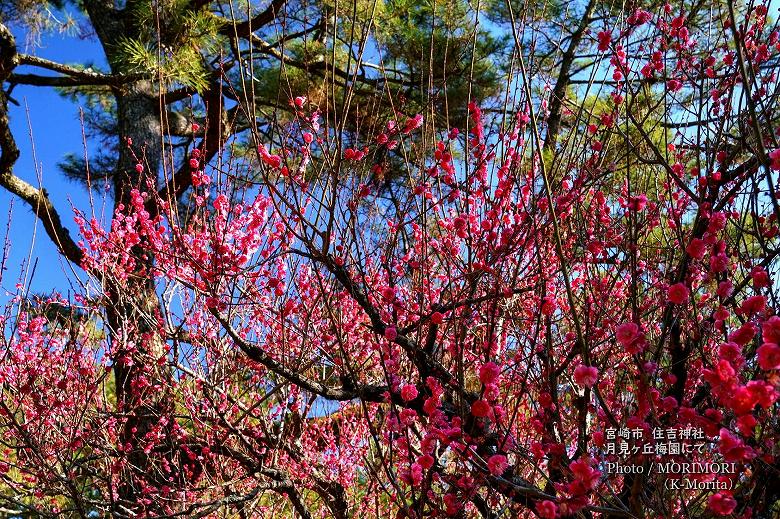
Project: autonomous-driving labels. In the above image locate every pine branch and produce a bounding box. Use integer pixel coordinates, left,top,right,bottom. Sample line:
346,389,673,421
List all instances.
10,54,147,87
9,72,139,87
219,0,288,38
0,23,84,267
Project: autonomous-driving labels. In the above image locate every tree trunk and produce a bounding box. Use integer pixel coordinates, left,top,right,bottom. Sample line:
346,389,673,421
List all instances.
80,2,189,511
108,80,171,515
115,81,163,205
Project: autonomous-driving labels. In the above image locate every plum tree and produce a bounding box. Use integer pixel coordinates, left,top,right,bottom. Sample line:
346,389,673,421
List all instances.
1,0,780,517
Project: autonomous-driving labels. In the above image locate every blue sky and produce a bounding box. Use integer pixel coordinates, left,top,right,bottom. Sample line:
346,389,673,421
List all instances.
6,2,776,305
1,27,104,303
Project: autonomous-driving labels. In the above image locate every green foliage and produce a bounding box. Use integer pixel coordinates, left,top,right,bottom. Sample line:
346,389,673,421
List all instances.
484,0,563,25
54,81,117,184
20,294,105,341
115,0,225,92
376,0,505,117
115,37,208,92
0,0,78,40
322,0,386,26
567,88,673,195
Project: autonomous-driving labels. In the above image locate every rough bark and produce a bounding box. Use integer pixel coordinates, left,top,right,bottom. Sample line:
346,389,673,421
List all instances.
542,0,597,153
79,3,171,514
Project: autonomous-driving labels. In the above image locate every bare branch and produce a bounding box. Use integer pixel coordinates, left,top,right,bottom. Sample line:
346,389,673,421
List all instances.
218,0,289,39
0,23,84,267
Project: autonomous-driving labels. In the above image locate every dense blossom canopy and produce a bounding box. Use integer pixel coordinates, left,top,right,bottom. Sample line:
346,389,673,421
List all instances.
1,0,780,517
